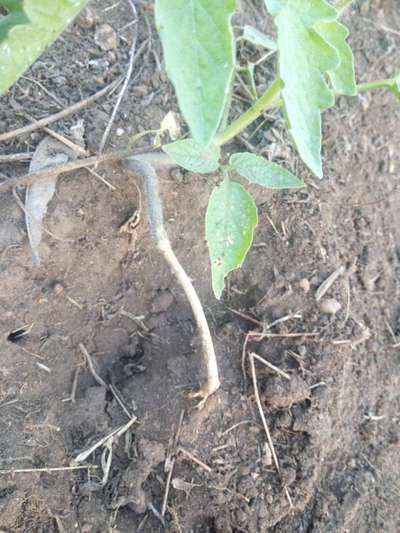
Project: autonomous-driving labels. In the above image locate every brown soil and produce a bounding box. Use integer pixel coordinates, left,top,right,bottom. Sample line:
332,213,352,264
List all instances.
0,1,399,532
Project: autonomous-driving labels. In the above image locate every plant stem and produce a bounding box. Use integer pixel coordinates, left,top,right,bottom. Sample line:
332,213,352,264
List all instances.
214,74,396,149
214,78,284,147
357,78,395,93
335,0,355,13
126,155,220,407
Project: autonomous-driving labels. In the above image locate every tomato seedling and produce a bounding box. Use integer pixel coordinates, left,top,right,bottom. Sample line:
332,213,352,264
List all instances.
155,0,399,298
1,0,398,403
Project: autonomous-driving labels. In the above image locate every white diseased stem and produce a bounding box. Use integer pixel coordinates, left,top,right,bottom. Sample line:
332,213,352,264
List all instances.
158,235,220,399
125,156,220,405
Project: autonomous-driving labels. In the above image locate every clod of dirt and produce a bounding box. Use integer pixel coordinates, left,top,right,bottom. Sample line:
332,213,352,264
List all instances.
151,290,174,314
281,465,297,487
167,355,189,379
262,375,311,409
320,298,342,315
275,410,293,429
114,438,165,514
94,24,118,51
291,405,310,433
63,386,108,453
0,490,53,532
78,7,98,29
109,339,145,386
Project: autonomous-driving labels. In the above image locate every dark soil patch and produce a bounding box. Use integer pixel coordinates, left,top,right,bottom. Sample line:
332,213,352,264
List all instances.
0,1,399,532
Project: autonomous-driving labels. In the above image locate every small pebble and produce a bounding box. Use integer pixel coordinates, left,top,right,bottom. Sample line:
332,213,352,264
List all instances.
320,298,341,315
78,7,97,29
53,282,65,296
131,85,148,97
95,24,118,51
170,168,184,183
116,128,125,137
299,278,310,293
298,345,307,356
262,443,273,466
238,465,251,476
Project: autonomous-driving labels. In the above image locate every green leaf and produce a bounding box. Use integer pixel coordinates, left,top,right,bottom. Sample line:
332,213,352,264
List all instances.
163,139,220,173
242,25,277,50
230,152,304,189
206,179,258,299
0,0,89,95
0,1,29,45
315,20,357,96
265,0,354,178
155,0,236,146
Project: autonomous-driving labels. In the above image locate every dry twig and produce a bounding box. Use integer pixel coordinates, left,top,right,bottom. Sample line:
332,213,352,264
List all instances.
13,106,89,157
178,446,212,473
99,0,138,152
87,167,117,191
70,366,81,404
0,148,169,193
0,465,97,475
0,152,33,163
249,354,280,473
41,125,88,157
72,417,137,465
0,80,119,143
250,352,291,380
249,353,293,508
161,410,185,517
21,75,65,107
315,266,345,301
109,383,134,419
79,343,108,389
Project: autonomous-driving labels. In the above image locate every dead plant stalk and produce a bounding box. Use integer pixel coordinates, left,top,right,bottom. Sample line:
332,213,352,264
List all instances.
126,156,220,406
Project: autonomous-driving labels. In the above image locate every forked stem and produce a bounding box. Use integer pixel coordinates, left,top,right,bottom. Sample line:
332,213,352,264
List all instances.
214,73,398,148
214,79,284,146
125,155,220,407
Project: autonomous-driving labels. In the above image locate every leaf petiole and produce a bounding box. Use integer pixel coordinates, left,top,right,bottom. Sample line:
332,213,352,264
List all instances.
335,0,356,14
214,73,398,151
357,77,399,94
